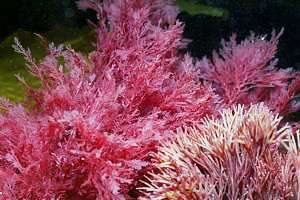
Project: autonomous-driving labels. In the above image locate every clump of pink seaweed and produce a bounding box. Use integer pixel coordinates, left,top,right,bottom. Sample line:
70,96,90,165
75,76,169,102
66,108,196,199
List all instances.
0,0,218,199
197,30,300,115
0,0,299,199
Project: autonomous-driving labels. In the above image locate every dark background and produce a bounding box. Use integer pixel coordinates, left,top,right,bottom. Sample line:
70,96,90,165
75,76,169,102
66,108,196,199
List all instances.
1,0,300,69
0,0,94,40
179,0,300,69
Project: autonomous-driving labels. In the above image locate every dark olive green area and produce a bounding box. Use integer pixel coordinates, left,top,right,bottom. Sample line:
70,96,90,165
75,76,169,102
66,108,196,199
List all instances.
0,26,94,102
176,0,228,17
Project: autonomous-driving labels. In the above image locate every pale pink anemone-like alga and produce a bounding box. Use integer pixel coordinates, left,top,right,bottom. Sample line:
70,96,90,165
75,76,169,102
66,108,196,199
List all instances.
139,104,300,200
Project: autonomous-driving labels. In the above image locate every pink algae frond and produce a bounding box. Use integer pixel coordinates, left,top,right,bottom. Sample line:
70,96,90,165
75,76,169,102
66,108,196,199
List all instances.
139,104,299,199
198,30,300,115
0,0,218,199
77,0,179,25
282,130,300,199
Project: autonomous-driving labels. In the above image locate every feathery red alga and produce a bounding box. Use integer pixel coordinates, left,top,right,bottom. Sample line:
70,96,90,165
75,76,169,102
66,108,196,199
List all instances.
0,0,218,199
198,31,300,115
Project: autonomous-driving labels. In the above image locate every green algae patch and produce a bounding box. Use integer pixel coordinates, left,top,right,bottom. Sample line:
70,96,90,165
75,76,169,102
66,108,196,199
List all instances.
0,26,94,102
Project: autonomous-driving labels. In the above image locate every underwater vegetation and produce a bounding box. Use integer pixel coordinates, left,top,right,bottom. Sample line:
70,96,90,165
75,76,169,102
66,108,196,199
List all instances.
139,104,300,199
0,0,299,199
0,27,94,102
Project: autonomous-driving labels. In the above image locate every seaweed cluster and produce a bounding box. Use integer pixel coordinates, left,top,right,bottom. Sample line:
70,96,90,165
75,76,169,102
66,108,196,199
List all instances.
0,0,299,199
